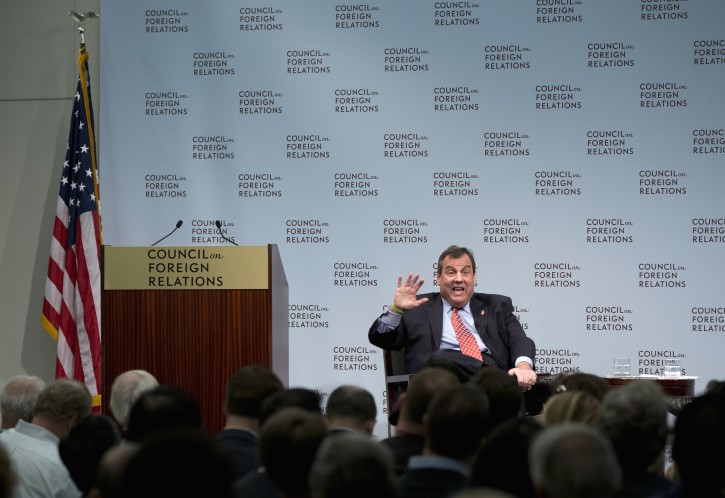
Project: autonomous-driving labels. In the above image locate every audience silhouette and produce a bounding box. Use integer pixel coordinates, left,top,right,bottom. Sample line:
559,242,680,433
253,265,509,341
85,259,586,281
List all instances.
597,380,673,498
399,384,491,498
309,432,398,498
0,378,91,498
381,367,460,477
125,385,202,444
529,422,622,498
649,391,725,498
120,428,235,498
216,364,284,480
59,414,121,496
0,366,718,498
470,416,544,498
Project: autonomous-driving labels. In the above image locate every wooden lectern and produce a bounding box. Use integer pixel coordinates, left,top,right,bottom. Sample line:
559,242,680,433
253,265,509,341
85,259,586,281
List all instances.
101,244,288,434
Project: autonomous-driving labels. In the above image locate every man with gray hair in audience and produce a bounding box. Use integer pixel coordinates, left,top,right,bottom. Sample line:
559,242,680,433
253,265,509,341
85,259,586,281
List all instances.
309,432,397,498
0,378,92,498
597,380,673,498
529,423,622,498
108,369,158,434
1,375,46,431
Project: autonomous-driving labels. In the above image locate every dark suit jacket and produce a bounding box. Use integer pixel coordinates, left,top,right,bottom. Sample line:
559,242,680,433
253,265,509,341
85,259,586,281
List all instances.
369,292,535,374
216,428,259,481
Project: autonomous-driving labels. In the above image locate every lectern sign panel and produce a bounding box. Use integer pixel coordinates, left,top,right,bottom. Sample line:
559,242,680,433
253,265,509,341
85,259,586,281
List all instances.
103,246,269,290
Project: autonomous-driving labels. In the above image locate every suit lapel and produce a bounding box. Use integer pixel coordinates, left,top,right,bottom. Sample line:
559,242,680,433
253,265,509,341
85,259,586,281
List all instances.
426,294,444,349
471,295,494,352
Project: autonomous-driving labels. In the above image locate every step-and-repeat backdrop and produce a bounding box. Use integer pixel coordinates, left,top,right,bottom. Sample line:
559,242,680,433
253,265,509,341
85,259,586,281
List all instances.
100,0,725,437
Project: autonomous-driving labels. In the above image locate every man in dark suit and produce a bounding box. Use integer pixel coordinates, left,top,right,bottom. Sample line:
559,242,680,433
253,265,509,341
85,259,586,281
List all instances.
369,245,537,390
398,384,491,498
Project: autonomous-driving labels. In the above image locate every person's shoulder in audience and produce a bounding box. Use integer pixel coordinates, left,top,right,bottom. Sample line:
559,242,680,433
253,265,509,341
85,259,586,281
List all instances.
452,488,518,498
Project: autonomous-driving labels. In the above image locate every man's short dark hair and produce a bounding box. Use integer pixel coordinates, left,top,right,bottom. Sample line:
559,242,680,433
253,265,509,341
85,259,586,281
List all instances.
126,385,202,443
402,367,460,424
426,385,490,459
326,385,376,422
436,245,476,277
224,365,284,418
258,407,328,496
259,388,322,426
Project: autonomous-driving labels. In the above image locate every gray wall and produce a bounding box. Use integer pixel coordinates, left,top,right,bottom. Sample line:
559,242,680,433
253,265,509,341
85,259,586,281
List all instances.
0,0,100,398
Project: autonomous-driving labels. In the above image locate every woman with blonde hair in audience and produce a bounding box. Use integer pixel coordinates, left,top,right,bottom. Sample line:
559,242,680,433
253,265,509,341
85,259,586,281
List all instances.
540,389,602,427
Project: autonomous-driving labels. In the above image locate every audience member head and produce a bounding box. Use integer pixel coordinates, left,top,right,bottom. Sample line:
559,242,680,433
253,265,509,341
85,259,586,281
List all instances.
424,384,490,463
309,432,397,498
669,392,725,495
32,378,92,439
468,367,524,428
550,372,609,401
540,389,601,427
597,379,668,473
471,416,544,498
0,444,15,498
89,442,140,498
59,414,121,495
120,429,235,498
109,370,158,431
0,375,46,430
325,385,377,435
705,378,725,396
125,385,202,443
224,364,284,424
529,423,622,498
258,387,322,426
397,366,460,434
258,406,329,497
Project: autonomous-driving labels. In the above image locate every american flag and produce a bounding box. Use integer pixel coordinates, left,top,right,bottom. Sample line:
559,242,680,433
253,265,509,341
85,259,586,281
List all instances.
41,46,103,410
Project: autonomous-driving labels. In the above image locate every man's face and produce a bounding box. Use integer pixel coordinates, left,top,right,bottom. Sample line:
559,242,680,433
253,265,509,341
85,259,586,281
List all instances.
437,254,476,308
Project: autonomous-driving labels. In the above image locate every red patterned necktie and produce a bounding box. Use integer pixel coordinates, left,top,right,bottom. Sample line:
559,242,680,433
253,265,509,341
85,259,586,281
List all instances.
451,307,483,360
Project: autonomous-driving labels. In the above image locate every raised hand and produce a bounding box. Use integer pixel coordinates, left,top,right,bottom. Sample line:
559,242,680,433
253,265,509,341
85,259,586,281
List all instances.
393,273,429,312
